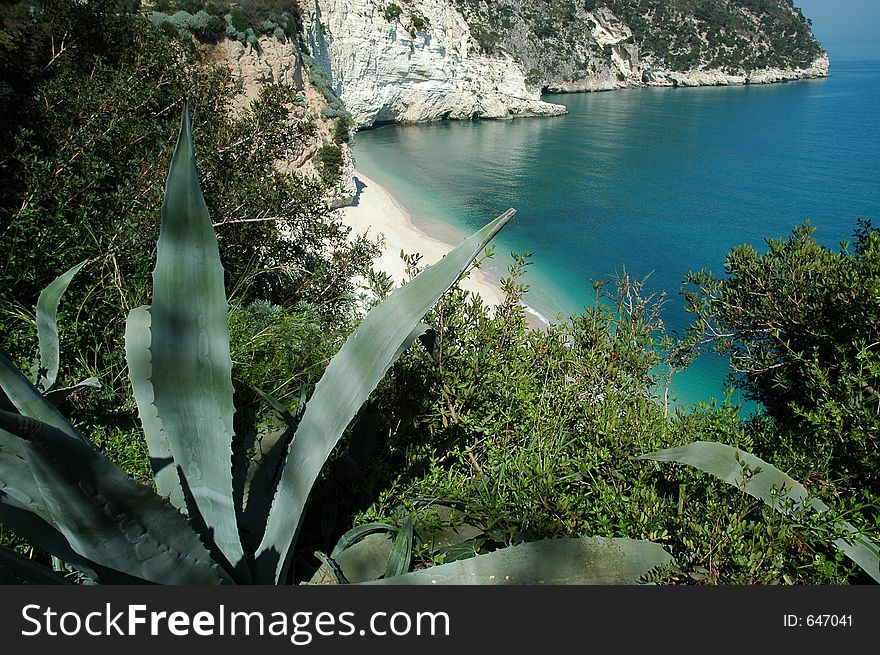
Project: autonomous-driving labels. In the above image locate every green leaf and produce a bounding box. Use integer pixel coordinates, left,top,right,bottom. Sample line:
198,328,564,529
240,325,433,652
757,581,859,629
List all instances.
433,538,488,564
42,377,101,406
0,424,52,522
0,544,72,585
0,350,90,446
35,260,87,392
638,441,880,583
384,516,413,578
0,410,232,584
124,305,185,511
367,537,673,585
312,550,349,584
0,491,141,584
145,104,243,569
254,209,515,583
331,522,397,558
308,533,395,585
235,388,295,551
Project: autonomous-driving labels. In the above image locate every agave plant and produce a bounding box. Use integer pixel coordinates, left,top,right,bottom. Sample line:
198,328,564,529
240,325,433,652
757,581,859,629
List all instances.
0,105,673,584
639,441,880,583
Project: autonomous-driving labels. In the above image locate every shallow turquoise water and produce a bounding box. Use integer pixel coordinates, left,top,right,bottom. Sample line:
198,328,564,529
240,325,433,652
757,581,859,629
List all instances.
350,57,880,408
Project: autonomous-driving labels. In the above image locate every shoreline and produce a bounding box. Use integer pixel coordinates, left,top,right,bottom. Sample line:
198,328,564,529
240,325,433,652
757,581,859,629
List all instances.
337,169,549,328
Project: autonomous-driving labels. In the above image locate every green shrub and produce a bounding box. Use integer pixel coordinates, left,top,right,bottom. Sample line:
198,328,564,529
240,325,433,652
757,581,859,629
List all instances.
228,7,248,32
525,67,543,87
316,143,343,184
332,115,353,144
352,258,877,583
204,1,231,17
684,221,880,499
469,23,501,53
383,3,402,22
410,11,430,33
176,0,204,13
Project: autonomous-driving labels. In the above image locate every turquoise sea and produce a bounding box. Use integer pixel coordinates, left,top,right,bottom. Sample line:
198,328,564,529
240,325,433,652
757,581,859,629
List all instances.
349,56,880,408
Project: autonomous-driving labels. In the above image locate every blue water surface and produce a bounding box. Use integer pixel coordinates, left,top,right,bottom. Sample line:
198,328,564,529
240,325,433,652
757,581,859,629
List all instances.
350,57,880,407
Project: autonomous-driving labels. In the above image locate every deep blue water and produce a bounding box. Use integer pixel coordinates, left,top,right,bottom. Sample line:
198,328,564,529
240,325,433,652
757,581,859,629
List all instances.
350,57,880,408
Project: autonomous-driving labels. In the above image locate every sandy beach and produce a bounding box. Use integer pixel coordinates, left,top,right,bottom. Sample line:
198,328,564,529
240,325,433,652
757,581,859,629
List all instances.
337,170,509,309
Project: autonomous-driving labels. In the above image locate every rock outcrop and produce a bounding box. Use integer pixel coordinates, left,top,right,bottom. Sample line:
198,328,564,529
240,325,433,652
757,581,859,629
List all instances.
301,0,828,127
207,36,358,206
302,0,567,127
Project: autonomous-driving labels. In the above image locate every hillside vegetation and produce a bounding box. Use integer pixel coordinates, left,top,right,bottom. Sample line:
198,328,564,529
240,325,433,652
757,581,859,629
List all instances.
0,1,875,585
454,0,824,89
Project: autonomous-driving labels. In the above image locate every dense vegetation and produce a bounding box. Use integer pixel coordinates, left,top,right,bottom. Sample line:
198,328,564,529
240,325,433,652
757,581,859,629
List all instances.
1,1,875,584
344,242,878,583
0,0,375,559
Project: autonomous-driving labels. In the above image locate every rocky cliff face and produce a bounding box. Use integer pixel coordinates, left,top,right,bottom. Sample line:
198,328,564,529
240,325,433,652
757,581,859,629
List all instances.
301,0,828,126
302,0,567,127
454,0,828,92
208,35,358,206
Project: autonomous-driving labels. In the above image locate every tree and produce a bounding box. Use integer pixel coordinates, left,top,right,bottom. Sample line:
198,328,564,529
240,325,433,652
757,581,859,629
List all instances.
684,220,880,495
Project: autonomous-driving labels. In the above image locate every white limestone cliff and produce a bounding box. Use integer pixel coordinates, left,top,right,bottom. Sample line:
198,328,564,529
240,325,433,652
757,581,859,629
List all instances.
302,0,567,128
643,53,830,88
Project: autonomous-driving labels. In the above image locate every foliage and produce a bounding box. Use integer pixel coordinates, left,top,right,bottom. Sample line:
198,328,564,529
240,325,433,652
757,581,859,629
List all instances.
0,107,674,585
332,115,353,144
0,106,550,584
150,9,227,41
603,0,823,71
348,257,875,584
383,4,402,22
524,67,543,88
684,221,880,499
469,23,501,54
148,0,302,45
453,0,822,80
316,143,344,185
409,11,430,34
0,3,373,406
305,54,349,118
228,299,339,406
640,441,880,582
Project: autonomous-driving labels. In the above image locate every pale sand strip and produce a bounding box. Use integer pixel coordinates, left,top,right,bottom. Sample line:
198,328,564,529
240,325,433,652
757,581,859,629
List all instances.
337,170,509,309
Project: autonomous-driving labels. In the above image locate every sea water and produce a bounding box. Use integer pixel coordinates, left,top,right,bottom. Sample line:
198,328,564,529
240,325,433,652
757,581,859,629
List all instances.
349,56,880,408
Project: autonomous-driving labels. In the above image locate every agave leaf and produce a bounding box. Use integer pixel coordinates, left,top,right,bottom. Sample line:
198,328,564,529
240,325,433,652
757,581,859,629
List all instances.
312,550,349,584
0,409,232,584
124,305,185,511
367,537,673,585
0,425,52,522
42,377,101,406
255,208,516,583
0,492,143,584
252,386,298,426
174,463,250,583
394,321,433,362
385,515,414,578
145,104,243,569
35,260,87,392
235,389,295,551
331,522,398,558
308,532,395,585
638,441,880,583
0,350,90,446
0,544,72,584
